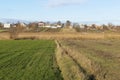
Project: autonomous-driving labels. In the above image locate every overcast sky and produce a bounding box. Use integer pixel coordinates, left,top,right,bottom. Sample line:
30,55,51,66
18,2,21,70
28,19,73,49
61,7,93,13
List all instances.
0,0,120,22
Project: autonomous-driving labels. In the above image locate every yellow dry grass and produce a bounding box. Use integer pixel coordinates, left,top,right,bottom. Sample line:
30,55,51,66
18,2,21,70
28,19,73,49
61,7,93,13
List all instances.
59,41,104,80
55,40,87,80
0,33,10,40
59,40,120,80
0,32,120,40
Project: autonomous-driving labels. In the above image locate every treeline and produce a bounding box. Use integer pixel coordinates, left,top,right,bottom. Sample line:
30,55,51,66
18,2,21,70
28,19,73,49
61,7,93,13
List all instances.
0,21,120,39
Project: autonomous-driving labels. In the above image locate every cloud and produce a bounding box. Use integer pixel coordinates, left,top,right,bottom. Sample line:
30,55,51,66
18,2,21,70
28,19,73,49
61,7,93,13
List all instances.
47,0,87,7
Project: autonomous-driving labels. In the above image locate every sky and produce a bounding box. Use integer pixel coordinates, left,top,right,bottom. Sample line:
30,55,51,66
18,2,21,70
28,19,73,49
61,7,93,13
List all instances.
0,0,120,23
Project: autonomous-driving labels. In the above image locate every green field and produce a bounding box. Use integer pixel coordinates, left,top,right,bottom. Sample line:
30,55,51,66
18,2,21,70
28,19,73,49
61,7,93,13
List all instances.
0,39,120,80
0,40,63,80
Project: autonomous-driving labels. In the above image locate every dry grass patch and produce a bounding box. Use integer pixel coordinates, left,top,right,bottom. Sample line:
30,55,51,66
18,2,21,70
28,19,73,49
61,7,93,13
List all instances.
56,41,84,80
0,32,120,40
60,39,120,80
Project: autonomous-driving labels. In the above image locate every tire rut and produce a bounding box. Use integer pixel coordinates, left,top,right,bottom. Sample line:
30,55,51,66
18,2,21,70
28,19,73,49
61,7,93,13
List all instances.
56,40,96,80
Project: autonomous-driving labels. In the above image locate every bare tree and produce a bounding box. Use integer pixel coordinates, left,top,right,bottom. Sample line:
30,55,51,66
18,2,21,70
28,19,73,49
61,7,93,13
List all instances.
73,23,79,28
9,27,18,39
61,23,65,28
28,22,38,32
91,24,96,29
9,22,24,39
108,23,114,29
0,22,3,29
57,21,62,26
65,20,71,28
102,24,110,30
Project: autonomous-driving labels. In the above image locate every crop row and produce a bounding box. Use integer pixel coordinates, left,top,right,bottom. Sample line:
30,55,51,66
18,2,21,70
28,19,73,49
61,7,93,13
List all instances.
0,40,63,80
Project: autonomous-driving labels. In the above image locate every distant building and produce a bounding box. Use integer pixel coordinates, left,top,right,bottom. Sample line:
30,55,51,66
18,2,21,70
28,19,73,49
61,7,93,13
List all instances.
38,22,45,27
4,23,11,28
45,25,51,28
20,23,26,27
79,24,85,29
38,22,62,28
56,25,62,28
51,26,57,28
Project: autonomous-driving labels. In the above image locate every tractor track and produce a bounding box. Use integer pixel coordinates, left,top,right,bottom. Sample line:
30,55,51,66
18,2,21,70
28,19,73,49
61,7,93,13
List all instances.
55,40,96,80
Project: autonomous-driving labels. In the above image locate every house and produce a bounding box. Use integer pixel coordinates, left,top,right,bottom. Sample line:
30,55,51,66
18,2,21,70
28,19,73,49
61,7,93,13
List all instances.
38,22,62,28
45,24,61,28
38,22,45,27
45,25,51,28
55,24,62,28
3,23,11,28
79,24,85,29
20,23,27,27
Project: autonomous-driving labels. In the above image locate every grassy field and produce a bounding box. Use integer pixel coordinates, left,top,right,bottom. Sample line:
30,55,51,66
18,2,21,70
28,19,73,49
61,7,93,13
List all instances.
0,40,63,80
56,39,120,80
0,32,120,80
